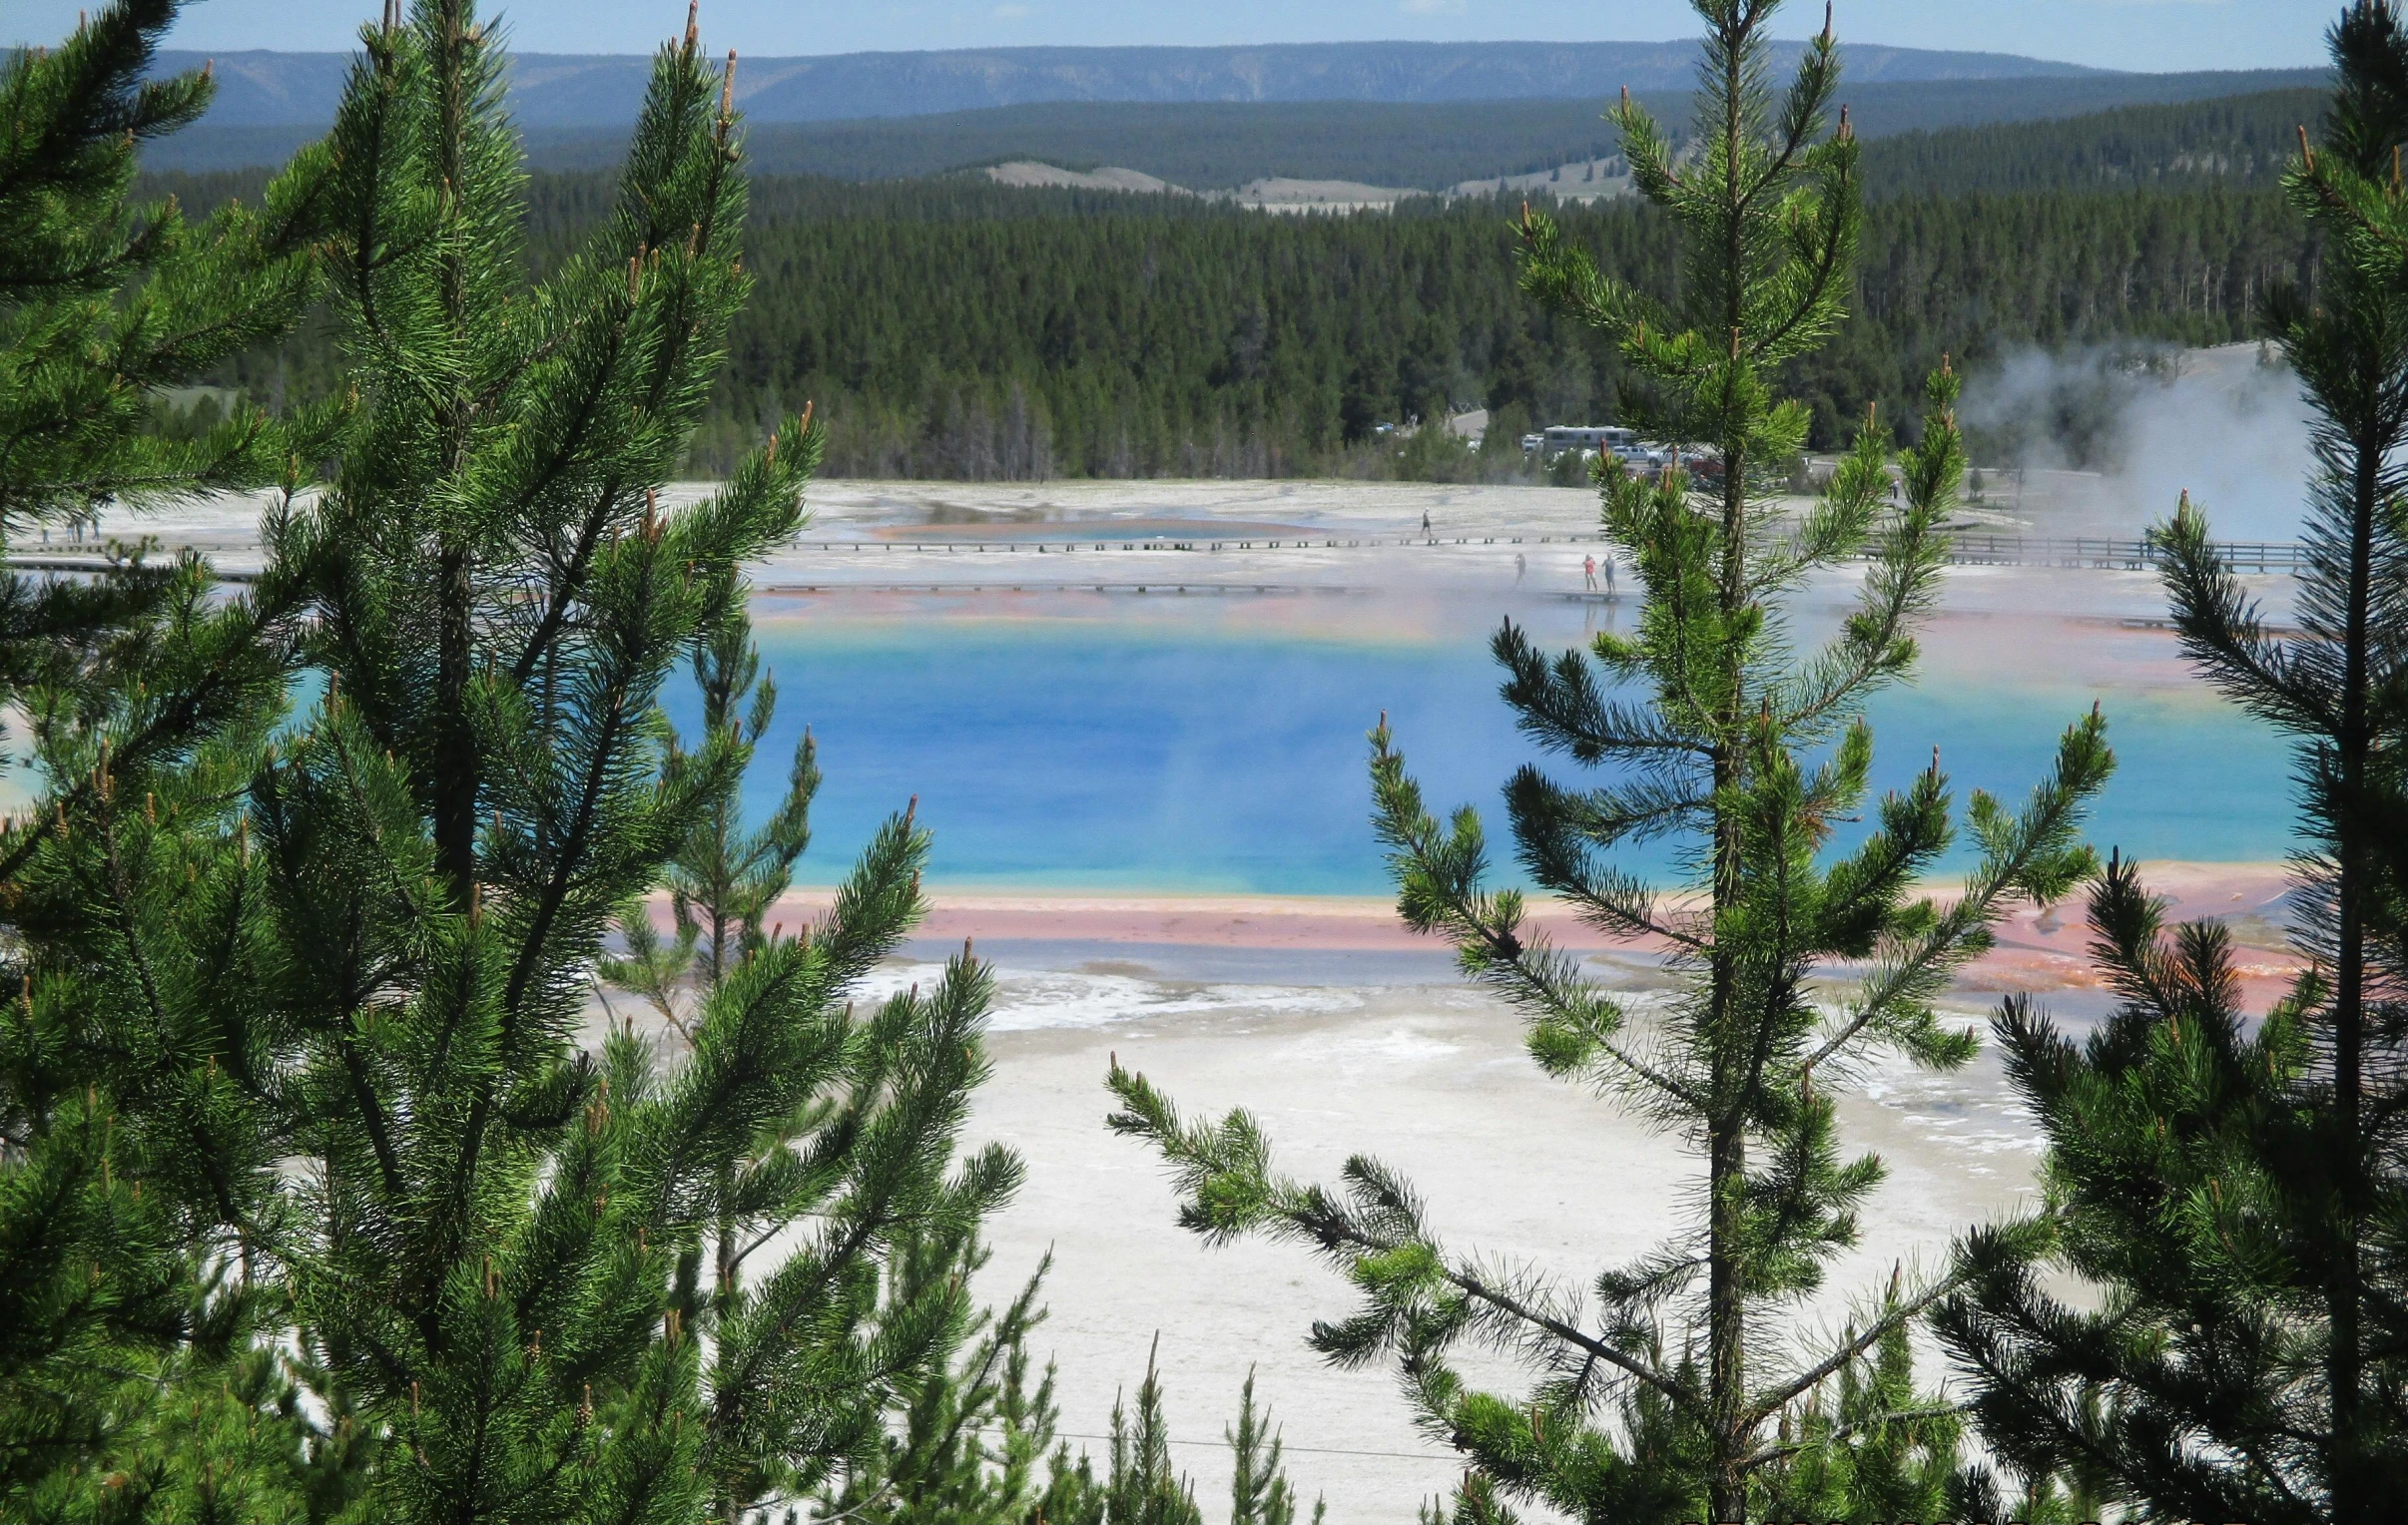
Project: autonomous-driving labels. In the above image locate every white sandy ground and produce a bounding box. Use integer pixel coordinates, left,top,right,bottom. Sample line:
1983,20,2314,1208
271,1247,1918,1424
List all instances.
638,854,2296,1520
63,464,2288,629
790,955,2048,1521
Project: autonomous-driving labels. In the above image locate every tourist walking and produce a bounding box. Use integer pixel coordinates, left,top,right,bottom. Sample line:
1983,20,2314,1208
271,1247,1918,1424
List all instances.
1603,555,1616,595
1583,554,1597,591
1515,551,1527,583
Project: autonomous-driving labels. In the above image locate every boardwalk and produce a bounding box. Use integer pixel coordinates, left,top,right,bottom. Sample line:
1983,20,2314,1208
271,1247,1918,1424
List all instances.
759,532,2308,570
5,530,2309,586
1939,534,2304,573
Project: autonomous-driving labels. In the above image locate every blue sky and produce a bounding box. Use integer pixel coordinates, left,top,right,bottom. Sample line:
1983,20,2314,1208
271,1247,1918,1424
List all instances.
14,1,2327,73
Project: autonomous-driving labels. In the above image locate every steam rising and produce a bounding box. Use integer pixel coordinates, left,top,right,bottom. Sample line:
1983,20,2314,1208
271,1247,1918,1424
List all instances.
1966,341,2314,542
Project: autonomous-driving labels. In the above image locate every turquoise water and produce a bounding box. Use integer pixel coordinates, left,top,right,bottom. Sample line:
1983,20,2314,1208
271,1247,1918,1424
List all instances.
685,600,2296,895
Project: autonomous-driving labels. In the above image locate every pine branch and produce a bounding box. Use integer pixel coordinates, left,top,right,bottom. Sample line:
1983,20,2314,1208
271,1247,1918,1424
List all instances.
1747,1271,1966,1422
1103,1059,1698,1411
1803,707,2109,1077
1494,619,1714,763
1372,718,1704,1109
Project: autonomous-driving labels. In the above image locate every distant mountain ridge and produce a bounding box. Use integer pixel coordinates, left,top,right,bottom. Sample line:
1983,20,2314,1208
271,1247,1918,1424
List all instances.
156,38,2112,128
143,68,2334,184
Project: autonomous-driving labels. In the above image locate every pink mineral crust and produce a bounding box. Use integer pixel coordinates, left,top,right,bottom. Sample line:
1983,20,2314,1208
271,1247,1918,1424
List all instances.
748,857,2307,1006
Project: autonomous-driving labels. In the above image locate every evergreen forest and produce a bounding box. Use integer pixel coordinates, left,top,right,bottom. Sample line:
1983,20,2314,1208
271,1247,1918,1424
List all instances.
161,168,2313,480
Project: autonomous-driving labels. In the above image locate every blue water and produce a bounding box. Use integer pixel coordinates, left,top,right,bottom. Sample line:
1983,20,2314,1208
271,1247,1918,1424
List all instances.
678,601,2296,895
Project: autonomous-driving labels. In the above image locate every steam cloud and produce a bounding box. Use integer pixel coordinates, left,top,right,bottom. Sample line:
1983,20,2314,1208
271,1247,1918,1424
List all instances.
1965,342,2314,543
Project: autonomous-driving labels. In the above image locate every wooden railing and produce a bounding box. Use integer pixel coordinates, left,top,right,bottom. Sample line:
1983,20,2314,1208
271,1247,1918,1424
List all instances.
1937,535,2304,573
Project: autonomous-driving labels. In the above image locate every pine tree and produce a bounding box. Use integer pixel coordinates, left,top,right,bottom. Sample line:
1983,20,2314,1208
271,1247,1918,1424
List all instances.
1936,6,2408,1517
596,599,1019,1519
811,1244,1080,1525
1751,1317,1968,1520
1228,1367,1322,1525
1936,859,2344,1520
818,1320,1333,1525
1109,4,2110,1520
0,638,335,1519
603,606,819,1036
4,1,1017,1517
988,1339,1251,1525
254,2,1018,1515
0,0,325,552
0,1,333,1509
1098,1341,1202,1525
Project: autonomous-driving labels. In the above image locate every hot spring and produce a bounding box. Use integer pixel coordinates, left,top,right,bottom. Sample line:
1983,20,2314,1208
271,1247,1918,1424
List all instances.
677,583,2296,895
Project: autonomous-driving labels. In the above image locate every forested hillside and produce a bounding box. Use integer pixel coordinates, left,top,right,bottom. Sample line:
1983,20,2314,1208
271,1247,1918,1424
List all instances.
160,171,2308,480
719,185,2303,477
140,68,2324,183
1858,86,2317,196
703,71,2329,190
